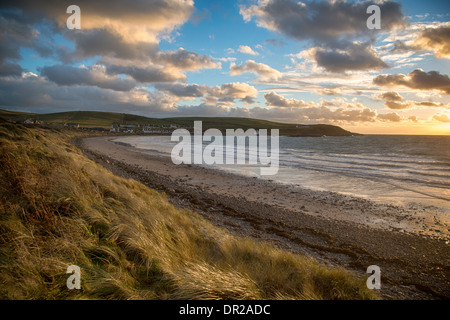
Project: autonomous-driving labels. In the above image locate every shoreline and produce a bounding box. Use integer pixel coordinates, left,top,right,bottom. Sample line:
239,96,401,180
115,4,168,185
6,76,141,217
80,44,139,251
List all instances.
101,136,450,240
74,136,450,300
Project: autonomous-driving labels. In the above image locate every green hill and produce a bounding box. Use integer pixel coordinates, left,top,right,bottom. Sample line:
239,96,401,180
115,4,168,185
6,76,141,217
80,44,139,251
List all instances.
0,109,358,136
0,110,172,127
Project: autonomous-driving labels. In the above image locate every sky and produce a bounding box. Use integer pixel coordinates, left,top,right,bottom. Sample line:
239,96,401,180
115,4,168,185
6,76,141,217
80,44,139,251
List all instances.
0,0,449,135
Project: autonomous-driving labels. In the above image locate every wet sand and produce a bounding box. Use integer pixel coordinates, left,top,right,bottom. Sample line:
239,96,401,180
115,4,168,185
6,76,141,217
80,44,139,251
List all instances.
74,136,450,300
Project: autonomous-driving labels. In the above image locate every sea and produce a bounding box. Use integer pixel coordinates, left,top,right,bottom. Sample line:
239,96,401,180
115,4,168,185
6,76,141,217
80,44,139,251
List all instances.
113,134,450,213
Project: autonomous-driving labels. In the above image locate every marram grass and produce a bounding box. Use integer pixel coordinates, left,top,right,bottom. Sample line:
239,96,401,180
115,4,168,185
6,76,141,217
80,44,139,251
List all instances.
0,120,377,300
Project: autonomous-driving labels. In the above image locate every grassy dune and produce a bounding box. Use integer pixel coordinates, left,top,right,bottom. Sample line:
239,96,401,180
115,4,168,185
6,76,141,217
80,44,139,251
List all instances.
0,120,375,300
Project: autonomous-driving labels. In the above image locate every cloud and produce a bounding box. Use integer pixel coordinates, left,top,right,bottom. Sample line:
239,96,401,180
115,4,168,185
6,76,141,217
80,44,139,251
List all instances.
154,83,205,98
263,38,286,47
1,0,194,43
239,0,407,73
156,48,220,71
377,112,402,122
156,82,258,106
377,91,411,109
105,63,186,83
433,113,450,123
376,90,448,110
0,73,179,114
387,24,450,60
390,40,416,53
204,82,258,106
0,73,422,126
312,42,388,73
0,1,219,72
240,0,406,45
379,91,403,101
263,91,380,122
0,61,24,76
176,103,249,117
317,87,342,96
262,91,424,123
0,13,39,71
61,32,220,73
0,13,39,56
40,64,137,91
238,45,258,56
408,115,418,122
415,101,446,108
0,0,220,88
414,24,450,58
373,69,450,94
230,60,281,79
283,105,378,123
264,91,311,108
62,28,160,62
0,75,55,108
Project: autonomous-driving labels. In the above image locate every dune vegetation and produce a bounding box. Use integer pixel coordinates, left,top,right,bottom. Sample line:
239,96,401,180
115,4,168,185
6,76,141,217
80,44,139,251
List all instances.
0,120,376,300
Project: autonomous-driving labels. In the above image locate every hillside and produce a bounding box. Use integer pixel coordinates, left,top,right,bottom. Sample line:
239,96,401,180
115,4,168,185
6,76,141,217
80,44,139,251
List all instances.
0,109,358,136
0,120,374,299
0,110,173,128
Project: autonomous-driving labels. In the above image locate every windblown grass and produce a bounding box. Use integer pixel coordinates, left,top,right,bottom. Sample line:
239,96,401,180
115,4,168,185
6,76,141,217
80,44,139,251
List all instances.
0,120,376,300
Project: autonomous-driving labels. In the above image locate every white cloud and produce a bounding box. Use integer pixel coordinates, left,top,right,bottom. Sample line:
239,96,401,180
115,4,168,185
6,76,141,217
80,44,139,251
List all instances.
230,60,281,80
238,45,258,56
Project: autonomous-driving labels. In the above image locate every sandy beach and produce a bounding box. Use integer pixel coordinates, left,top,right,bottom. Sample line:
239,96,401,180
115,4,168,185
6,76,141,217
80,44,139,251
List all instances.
74,136,450,299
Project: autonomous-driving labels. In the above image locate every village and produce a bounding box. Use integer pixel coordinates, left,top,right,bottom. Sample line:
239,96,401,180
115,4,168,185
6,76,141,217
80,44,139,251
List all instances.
19,118,183,135
109,123,179,134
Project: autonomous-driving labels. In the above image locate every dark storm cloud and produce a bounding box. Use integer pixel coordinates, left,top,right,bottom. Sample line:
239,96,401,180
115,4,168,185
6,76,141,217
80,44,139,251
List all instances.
0,61,24,77
0,14,37,65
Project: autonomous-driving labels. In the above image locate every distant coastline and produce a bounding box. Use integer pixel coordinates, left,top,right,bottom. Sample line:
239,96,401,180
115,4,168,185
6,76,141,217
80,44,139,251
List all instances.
0,109,358,137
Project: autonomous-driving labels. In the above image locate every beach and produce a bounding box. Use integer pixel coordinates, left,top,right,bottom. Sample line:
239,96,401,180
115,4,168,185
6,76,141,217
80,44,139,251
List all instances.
75,136,450,299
